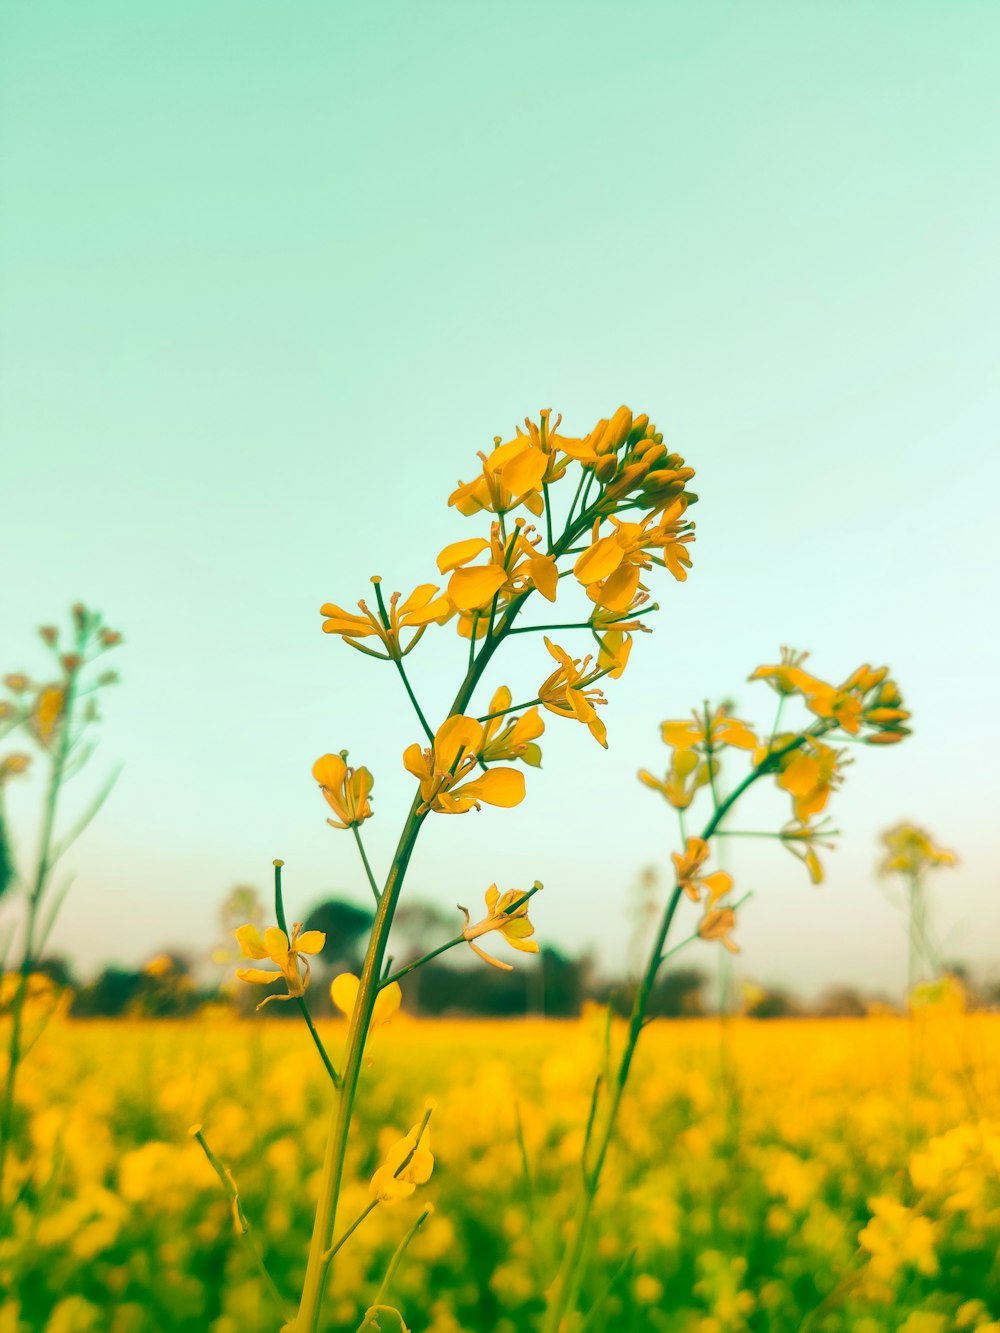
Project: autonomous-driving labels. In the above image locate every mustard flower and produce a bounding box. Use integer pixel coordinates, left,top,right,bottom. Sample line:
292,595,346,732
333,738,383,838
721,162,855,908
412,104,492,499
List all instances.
537,637,608,748
780,820,837,884
878,823,957,877
671,837,732,904
775,738,847,822
697,906,739,953
31,685,65,747
460,884,540,971
403,714,525,814
660,708,757,754
638,749,712,810
481,687,544,767
234,923,326,1008
320,579,452,659
312,752,374,829
748,647,811,696
436,520,557,613
573,504,694,612
0,753,31,784
331,973,402,1027
370,1117,434,1204
449,409,573,518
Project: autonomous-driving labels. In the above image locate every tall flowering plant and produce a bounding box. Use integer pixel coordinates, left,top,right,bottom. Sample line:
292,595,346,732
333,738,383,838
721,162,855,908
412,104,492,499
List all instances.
0,604,122,1209
203,406,701,1331
543,650,912,1329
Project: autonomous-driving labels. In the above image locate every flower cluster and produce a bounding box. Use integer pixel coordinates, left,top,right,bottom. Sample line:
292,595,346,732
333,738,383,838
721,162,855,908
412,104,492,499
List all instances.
314,405,698,825
641,650,912,954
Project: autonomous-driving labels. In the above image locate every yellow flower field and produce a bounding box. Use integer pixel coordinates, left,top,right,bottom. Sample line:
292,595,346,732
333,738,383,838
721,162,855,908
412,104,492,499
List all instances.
2,1012,999,1333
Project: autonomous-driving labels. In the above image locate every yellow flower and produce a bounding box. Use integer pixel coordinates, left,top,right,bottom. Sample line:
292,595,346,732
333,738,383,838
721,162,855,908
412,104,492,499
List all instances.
671,837,732,904
755,657,912,744
3,673,29,692
31,685,65,747
776,739,846,822
537,637,608,748
436,520,557,613
660,708,757,754
403,714,525,814
638,750,712,810
480,687,544,767
748,647,812,696
143,954,174,978
0,752,31,784
460,884,541,971
370,1114,434,1203
312,752,374,829
697,906,739,953
234,922,326,1008
780,820,836,884
558,405,636,474
878,823,957,877
331,973,402,1027
596,630,632,679
320,579,452,659
858,1196,939,1281
449,409,573,518
573,504,695,612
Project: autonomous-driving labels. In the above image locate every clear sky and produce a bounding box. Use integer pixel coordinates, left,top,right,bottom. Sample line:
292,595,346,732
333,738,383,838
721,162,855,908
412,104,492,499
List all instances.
2,1,998,999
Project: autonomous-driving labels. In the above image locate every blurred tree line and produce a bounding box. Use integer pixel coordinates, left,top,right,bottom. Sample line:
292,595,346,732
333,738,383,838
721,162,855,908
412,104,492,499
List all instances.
30,892,1000,1020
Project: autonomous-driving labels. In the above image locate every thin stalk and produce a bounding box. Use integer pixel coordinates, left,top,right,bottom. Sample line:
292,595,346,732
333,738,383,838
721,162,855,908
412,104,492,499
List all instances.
295,498,614,1332
352,826,381,905
380,886,539,989
370,1206,431,1307
0,656,80,1205
192,1125,290,1320
273,862,341,1088
392,658,434,745
543,732,818,1331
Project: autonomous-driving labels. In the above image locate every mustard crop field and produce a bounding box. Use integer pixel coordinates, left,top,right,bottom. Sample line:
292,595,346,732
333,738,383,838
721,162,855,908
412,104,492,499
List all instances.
2,1012,999,1333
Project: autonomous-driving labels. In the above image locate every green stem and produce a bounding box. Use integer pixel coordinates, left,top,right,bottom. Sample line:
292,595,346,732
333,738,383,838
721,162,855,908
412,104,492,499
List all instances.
393,658,434,744
192,1126,290,1319
295,500,612,1332
273,862,341,1088
372,1207,431,1308
352,826,381,905
543,733,816,1331
0,654,81,1207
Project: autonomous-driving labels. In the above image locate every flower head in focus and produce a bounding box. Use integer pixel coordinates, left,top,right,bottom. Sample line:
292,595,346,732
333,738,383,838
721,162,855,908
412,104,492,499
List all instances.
320,579,452,661
481,687,544,767
235,922,326,1008
460,883,541,971
537,638,609,748
437,520,557,614
313,752,374,829
403,715,525,814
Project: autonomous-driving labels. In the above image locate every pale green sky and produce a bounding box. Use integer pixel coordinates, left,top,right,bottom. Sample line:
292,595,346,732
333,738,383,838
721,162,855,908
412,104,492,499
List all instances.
2,1,998,997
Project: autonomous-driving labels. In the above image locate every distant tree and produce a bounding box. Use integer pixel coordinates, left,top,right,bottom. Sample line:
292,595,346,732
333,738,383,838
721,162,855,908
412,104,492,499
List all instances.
815,986,867,1018
744,986,803,1019
34,956,77,990
303,899,374,969
595,967,707,1020
390,900,457,1014
71,967,143,1017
